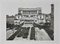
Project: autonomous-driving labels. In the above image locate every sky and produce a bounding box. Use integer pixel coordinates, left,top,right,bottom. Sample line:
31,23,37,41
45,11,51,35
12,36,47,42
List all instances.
0,0,55,16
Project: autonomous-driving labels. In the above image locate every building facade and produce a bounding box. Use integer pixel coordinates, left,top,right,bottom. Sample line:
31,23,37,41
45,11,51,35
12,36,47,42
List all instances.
6,15,15,24
14,8,46,25
14,4,54,27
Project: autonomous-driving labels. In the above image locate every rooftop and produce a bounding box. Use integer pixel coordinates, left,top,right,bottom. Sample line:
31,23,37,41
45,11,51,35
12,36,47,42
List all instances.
18,8,41,11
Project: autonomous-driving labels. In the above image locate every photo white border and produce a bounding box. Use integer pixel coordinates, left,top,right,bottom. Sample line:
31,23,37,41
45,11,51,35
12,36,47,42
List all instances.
0,0,60,44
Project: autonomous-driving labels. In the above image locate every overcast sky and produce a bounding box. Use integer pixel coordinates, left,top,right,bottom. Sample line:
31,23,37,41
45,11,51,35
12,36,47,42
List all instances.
0,0,55,16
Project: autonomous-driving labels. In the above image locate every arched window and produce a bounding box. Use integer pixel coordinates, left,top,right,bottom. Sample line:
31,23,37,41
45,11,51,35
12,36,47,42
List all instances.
16,16,18,19
40,15,44,20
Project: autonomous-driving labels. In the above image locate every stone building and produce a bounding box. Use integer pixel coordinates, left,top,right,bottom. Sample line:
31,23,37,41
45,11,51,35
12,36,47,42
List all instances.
6,15,15,24
14,4,54,28
14,8,45,26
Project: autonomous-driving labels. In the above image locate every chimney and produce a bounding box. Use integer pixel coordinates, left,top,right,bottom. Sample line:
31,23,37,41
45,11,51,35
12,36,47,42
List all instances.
51,4,54,30
51,4,54,16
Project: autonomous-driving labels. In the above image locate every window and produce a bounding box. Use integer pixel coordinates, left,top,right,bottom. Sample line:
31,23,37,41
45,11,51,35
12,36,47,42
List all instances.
40,15,44,20
30,15,35,17
23,11,29,14
16,16,18,19
23,15,29,17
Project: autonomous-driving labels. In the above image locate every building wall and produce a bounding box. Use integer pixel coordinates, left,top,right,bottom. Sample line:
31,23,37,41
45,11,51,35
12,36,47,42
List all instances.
14,8,51,26
6,15,15,24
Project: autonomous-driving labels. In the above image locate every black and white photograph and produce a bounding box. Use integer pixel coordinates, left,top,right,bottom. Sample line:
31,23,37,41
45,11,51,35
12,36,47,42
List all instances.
1,0,60,44
6,2,54,41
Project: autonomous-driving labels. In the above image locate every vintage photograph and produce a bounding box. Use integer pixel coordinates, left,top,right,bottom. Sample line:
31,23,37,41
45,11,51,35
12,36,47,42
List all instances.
6,0,54,41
